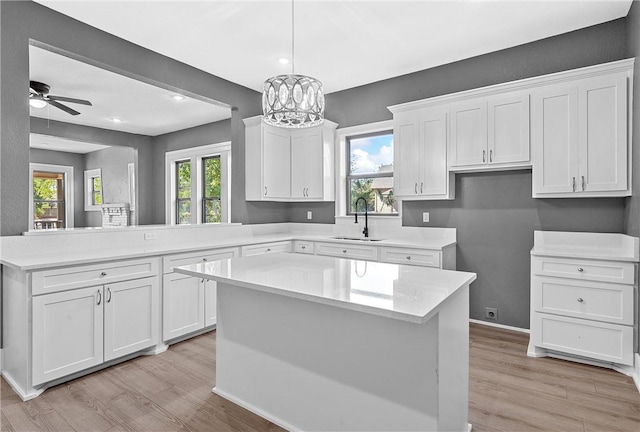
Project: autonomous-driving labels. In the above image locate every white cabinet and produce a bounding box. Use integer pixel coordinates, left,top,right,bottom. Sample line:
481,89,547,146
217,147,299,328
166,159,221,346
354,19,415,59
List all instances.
162,247,239,341
449,92,530,171
32,275,159,386
529,242,637,368
294,240,314,254
241,241,291,256
244,116,337,202
379,246,440,268
393,107,454,200
532,72,629,197
314,242,379,261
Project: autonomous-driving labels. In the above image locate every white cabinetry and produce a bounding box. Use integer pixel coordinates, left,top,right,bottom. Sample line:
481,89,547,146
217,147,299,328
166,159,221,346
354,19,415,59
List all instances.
528,231,638,372
241,241,291,256
244,116,337,202
392,107,454,200
532,72,630,197
162,247,239,341
314,242,379,261
449,92,530,171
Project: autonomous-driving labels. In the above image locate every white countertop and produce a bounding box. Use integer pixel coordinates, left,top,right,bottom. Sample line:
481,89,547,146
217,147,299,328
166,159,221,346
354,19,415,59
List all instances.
175,252,476,324
531,230,639,262
0,225,456,271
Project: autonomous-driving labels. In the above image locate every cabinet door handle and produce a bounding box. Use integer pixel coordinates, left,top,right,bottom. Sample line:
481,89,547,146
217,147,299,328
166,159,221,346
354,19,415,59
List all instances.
581,175,585,191
264,186,268,196
420,182,423,194
266,248,271,252
343,249,347,253
414,183,418,194
96,290,102,306
107,287,112,303
203,257,208,262
406,256,412,260
482,150,486,163
572,177,576,192
577,297,584,303
578,267,584,272
100,271,107,278
489,149,493,163
201,278,206,283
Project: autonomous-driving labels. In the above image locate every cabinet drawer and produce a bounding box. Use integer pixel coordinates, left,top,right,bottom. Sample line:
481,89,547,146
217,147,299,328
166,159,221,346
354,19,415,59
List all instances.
533,276,633,325
163,247,239,274
294,241,314,254
532,313,633,366
532,257,635,284
241,241,291,256
379,247,440,268
32,258,160,295
314,242,378,261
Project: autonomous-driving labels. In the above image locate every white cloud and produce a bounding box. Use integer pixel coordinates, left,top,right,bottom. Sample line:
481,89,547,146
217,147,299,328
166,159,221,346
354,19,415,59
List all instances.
351,141,394,174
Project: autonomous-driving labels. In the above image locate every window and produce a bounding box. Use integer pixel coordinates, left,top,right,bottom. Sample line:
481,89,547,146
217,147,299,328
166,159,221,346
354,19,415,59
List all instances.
165,142,231,225
84,168,103,211
347,131,397,215
29,163,74,230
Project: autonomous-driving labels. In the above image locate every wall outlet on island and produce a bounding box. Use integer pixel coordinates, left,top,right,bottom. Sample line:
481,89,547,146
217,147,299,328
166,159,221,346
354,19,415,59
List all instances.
485,307,498,320
307,211,313,220
422,212,430,223
144,232,157,241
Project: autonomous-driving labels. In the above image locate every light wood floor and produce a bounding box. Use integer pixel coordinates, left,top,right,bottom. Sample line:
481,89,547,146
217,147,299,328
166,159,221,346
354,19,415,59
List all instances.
1,323,638,431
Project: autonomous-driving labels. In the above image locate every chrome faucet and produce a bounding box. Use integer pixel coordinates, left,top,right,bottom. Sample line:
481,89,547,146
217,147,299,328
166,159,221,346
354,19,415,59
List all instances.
354,197,369,238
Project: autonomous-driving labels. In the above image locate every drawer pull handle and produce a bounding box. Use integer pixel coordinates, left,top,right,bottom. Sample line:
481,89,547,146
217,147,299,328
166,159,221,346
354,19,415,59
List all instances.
96,290,102,306
577,297,584,303
577,268,584,272
343,249,347,253
100,271,107,277
406,256,411,260
107,287,112,303
301,246,306,249
266,248,271,252
203,258,208,262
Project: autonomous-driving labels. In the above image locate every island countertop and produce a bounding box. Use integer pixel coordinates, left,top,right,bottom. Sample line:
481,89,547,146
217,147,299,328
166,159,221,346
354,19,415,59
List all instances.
174,252,476,324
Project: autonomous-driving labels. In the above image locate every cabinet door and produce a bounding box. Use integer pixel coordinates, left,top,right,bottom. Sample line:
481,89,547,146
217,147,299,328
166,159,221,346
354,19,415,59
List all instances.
291,130,323,199
488,93,530,165
204,280,217,327
578,74,628,193
104,277,159,362
32,286,104,386
394,111,421,196
419,109,448,196
162,272,204,341
532,85,579,195
263,126,291,199
449,100,487,167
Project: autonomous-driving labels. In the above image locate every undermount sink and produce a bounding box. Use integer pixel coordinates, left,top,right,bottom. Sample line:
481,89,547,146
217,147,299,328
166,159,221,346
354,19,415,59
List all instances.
332,236,384,242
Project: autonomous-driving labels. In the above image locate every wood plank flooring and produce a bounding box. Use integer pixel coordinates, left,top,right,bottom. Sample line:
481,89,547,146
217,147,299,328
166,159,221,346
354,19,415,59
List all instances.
2,323,638,431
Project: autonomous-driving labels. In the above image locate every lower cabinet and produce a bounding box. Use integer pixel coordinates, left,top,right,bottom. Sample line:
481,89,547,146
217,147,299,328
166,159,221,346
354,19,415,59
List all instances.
32,276,159,386
162,247,239,341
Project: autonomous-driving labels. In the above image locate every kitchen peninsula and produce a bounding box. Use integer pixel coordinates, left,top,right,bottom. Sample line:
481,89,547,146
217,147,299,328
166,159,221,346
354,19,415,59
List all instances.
175,252,476,432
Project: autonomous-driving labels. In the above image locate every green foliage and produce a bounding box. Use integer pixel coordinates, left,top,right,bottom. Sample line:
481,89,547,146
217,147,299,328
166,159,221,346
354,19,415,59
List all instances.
177,160,191,199
33,178,59,219
350,178,374,212
204,157,221,223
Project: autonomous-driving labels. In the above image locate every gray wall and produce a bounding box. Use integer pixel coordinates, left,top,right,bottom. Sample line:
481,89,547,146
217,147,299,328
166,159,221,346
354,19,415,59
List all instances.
29,148,86,228
0,0,262,235
85,146,136,227
324,18,630,328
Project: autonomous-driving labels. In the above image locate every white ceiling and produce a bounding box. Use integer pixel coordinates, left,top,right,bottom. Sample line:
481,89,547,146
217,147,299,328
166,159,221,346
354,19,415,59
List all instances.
35,0,633,95
29,45,231,137
30,133,111,154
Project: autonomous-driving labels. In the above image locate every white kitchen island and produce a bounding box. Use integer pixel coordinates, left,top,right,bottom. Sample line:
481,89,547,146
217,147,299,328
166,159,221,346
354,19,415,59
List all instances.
175,252,476,432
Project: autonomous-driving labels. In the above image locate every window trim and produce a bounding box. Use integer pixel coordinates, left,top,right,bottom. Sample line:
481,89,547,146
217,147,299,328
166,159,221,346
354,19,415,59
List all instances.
201,155,222,224
29,163,75,230
165,142,231,225
84,168,103,211
336,120,398,218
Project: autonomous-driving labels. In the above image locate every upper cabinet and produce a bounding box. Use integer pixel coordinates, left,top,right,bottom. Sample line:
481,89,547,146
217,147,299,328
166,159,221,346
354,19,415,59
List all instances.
244,116,337,202
532,72,629,197
392,107,454,200
449,92,530,171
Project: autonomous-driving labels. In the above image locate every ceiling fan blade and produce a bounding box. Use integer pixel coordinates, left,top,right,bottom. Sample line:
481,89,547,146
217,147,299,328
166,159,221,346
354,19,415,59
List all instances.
48,100,81,116
48,95,92,106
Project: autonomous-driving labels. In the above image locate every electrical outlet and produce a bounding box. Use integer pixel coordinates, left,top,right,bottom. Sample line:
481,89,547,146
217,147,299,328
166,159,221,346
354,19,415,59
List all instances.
307,211,313,220
423,212,430,223
144,232,157,241
485,307,498,320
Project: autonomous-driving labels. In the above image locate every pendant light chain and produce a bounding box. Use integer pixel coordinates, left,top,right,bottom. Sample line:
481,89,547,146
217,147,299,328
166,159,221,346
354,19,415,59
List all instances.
291,0,295,76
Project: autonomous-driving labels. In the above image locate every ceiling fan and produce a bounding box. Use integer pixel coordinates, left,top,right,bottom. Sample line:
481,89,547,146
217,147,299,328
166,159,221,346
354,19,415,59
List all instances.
29,81,92,116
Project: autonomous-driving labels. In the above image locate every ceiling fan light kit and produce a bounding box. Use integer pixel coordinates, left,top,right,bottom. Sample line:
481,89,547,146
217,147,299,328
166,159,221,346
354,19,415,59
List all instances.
262,0,324,128
29,80,92,116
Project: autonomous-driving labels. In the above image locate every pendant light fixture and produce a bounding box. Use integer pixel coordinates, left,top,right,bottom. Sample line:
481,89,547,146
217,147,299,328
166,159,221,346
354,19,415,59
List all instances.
262,0,324,128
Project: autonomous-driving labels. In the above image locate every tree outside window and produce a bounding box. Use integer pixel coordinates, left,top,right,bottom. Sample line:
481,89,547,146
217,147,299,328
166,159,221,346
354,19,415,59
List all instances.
33,171,65,229
176,159,191,224
202,156,221,223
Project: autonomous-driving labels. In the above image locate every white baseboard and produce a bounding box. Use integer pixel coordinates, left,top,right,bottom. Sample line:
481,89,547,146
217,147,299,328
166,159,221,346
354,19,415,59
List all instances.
469,318,529,334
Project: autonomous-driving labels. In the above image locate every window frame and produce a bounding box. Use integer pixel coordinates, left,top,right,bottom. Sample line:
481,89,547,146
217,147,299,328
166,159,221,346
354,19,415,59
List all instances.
84,168,103,211
335,120,398,218
201,155,222,224
165,142,231,225
175,158,192,225
29,163,75,230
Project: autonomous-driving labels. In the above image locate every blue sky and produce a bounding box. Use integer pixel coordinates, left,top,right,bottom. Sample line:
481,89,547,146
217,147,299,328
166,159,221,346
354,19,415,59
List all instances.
350,133,394,174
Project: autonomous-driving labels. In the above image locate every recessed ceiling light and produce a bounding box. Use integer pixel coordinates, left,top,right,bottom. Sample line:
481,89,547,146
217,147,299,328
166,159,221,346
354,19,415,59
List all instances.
171,95,186,101
278,58,290,65
110,117,123,123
